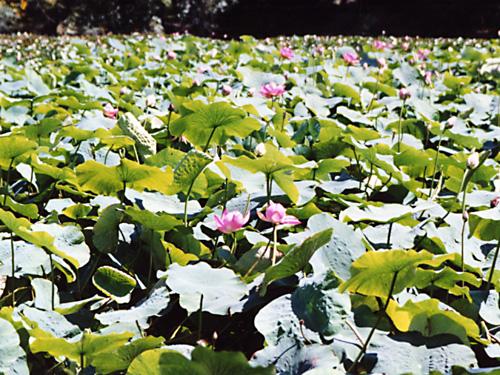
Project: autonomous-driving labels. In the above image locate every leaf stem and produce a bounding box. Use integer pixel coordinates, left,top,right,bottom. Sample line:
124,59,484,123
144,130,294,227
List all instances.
386,222,393,249
49,253,55,310
3,159,13,206
183,180,196,227
10,233,14,278
486,240,500,292
203,127,217,153
198,294,204,341
348,271,399,373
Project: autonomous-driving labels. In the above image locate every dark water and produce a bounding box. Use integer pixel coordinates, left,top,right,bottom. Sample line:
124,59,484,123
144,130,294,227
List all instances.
216,0,500,38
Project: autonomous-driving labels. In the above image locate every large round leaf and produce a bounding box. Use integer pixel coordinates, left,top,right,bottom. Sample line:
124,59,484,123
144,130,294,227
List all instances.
164,262,248,315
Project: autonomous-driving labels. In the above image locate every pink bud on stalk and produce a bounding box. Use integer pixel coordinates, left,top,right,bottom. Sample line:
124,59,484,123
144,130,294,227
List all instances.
424,71,433,85
467,152,480,169
398,88,411,100
222,84,232,96
167,50,177,60
491,196,500,208
257,201,301,226
146,94,156,107
214,209,250,234
255,143,266,156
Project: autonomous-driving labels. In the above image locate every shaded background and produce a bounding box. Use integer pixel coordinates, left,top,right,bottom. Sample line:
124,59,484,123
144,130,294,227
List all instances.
1,0,499,37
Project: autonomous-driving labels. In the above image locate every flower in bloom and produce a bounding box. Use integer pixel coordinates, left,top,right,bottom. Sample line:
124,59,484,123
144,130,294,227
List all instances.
103,103,118,119
373,40,387,50
214,209,250,234
280,47,294,60
260,82,286,99
167,50,177,60
467,152,480,169
257,201,301,226
417,48,431,60
398,88,411,100
401,42,410,51
342,51,359,66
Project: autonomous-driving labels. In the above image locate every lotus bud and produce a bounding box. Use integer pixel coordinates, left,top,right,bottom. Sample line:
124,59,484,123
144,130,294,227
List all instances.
145,94,156,107
490,196,499,208
399,88,411,100
167,50,176,60
120,87,131,95
255,143,266,156
462,211,469,221
222,84,232,96
467,152,480,169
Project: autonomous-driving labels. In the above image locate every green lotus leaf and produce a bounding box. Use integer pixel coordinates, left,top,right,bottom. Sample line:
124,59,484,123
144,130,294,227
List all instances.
339,249,434,297
92,266,137,301
30,330,133,368
386,298,481,344
0,135,37,169
469,206,500,241
170,102,260,148
260,228,333,295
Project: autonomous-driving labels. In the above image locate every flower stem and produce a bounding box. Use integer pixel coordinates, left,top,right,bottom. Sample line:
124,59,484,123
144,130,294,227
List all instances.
397,100,405,152
271,225,278,265
429,133,443,198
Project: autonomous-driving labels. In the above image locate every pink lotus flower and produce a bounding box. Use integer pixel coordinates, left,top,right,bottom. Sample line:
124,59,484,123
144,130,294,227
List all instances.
342,51,360,66
103,103,118,119
257,201,301,226
398,88,411,100
417,48,431,60
214,209,250,234
373,40,387,50
260,82,286,99
280,47,294,60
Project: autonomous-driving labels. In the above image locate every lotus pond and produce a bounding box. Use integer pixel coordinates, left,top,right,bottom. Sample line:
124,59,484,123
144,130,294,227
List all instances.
0,33,498,374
